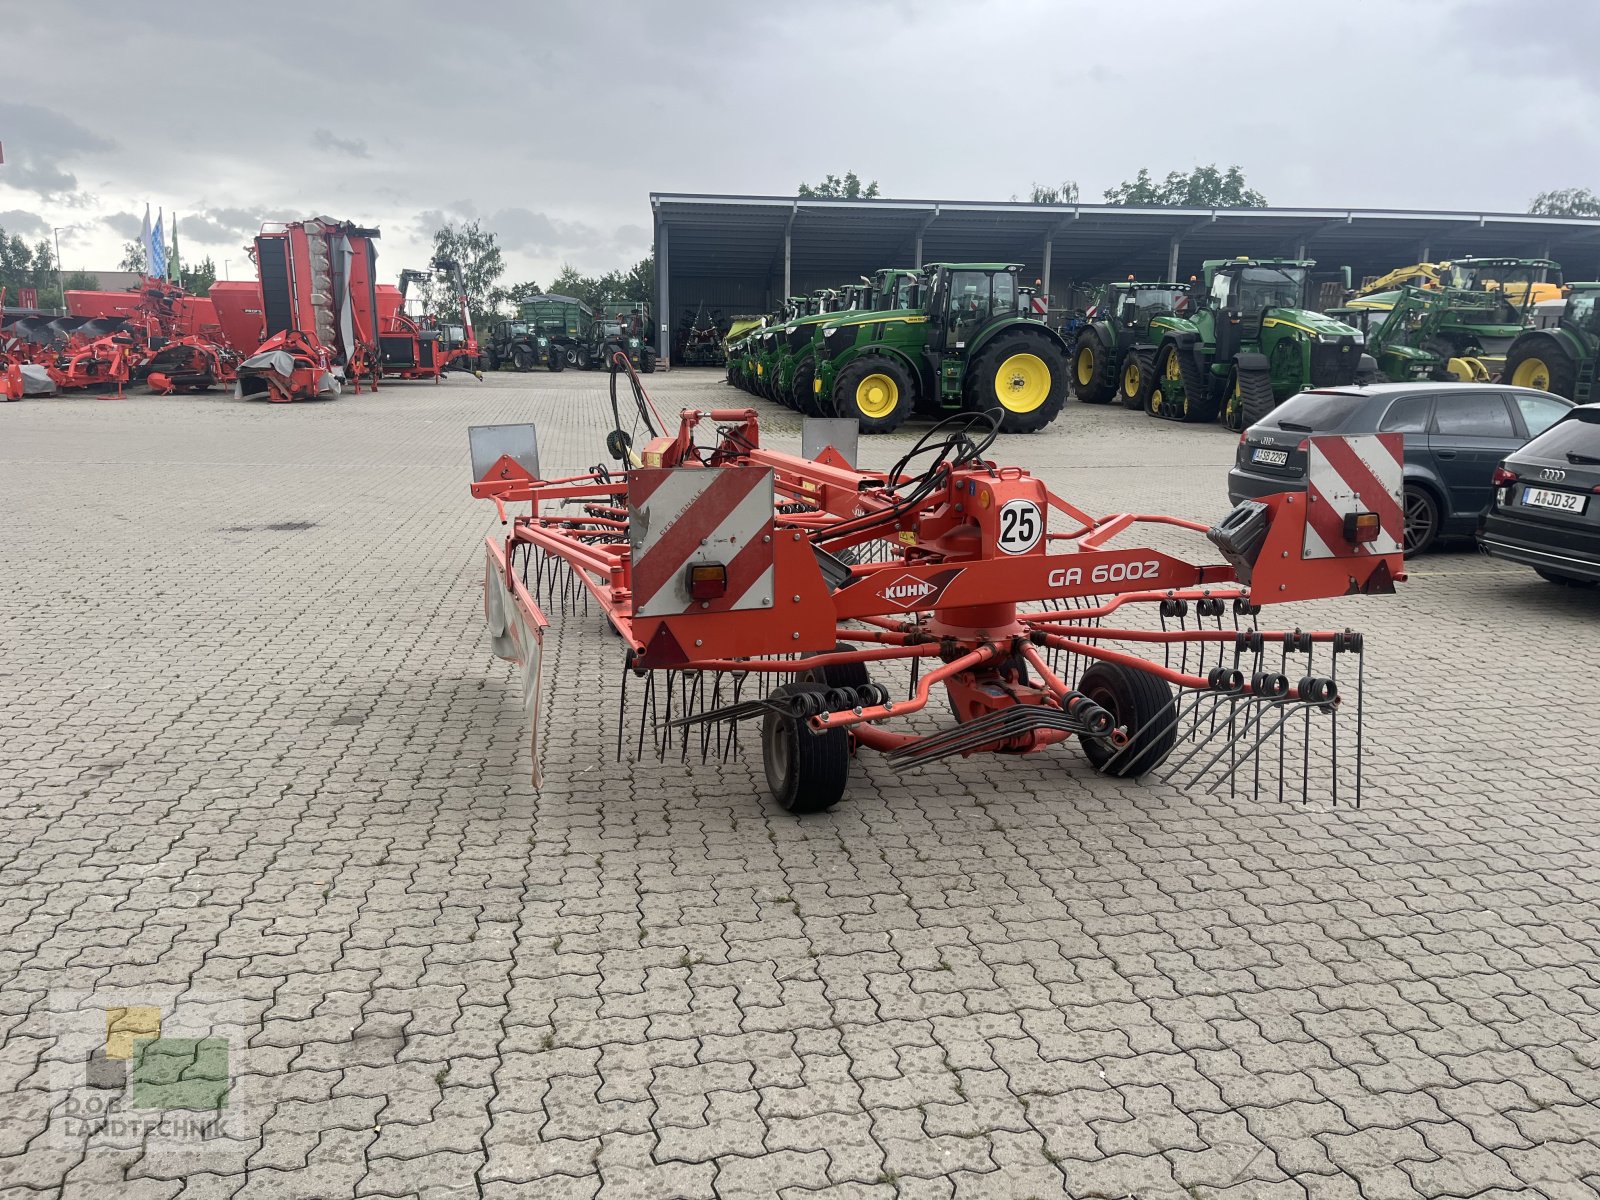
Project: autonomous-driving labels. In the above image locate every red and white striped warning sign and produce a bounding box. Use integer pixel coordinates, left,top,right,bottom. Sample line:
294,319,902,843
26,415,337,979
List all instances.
1303,433,1404,559
1030,294,1049,316
628,467,775,617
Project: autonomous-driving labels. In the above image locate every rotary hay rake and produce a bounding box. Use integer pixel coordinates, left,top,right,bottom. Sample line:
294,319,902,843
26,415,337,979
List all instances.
472,358,1405,811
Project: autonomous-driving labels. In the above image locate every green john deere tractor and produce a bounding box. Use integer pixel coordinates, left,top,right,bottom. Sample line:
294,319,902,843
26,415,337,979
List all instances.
771,284,875,412
753,294,828,400
725,318,765,389
784,270,924,417
1070,279,1193,409
1501,282,1600,402
1335,284,1527,383
1146,258,1365,429
812,262,1072,434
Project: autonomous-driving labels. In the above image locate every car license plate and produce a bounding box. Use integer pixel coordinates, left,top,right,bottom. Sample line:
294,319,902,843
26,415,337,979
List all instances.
1251,448,1289,466
1522,486,1588,514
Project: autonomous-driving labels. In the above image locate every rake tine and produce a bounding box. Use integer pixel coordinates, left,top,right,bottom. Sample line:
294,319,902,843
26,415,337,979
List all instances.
1101,685,1224,775
1165,692,1283,789
1204,701,1312,797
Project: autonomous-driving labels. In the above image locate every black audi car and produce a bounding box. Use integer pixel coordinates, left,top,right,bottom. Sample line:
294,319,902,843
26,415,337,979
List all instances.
1228,383,1573,554
1478,403,1600,587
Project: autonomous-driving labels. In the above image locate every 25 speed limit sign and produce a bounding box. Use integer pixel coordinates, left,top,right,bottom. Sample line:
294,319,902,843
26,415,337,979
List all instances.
996,498,1043,554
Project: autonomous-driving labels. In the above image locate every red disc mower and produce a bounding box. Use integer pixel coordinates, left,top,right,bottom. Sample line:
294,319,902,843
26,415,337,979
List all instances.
472,356,1405,809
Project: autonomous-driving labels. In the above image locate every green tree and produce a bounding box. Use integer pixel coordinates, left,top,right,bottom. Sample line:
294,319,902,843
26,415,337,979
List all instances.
1104,164,1266,208
1529,187,1600,216
503,280,542,307
798,171,881,199
119,240,147,274
185,256,218,296
425,219,505,327
63,271,101,291
1026,181,1079,204
543,256,654,310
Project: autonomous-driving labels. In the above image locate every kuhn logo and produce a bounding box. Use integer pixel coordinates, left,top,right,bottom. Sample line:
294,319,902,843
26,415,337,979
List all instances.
879,575,937,608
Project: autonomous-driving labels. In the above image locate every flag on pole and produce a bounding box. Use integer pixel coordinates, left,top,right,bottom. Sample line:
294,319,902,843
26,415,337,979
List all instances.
148,209,167,281
170,214,182,285
140,205,153,276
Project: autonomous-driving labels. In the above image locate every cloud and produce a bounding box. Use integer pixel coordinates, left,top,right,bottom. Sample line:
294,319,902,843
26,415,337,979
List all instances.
174,207,266,247
313,129,371,159
0,101,115,200
103,211,144,240
0,208,49,237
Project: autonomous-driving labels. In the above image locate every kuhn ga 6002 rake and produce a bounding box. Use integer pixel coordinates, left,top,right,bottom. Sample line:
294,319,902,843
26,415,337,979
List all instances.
471,395,1403,811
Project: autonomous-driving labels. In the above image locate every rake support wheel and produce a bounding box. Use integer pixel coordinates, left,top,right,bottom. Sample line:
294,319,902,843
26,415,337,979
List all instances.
762,682,851,814
1077,661,1178,778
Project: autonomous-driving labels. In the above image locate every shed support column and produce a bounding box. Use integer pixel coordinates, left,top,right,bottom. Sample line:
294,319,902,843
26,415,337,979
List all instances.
784,228,792,301
656,221,669,361
914,232,923,268
1042,238,1053,311
1418,242,1431,262
1167,237,1181,282
1295,242,1307,260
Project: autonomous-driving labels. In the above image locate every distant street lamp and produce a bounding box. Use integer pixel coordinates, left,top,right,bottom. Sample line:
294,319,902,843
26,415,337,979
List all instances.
52,227,65,313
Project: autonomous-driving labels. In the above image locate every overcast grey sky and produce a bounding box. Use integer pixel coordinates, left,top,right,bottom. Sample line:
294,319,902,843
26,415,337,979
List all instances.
2,0,1595,289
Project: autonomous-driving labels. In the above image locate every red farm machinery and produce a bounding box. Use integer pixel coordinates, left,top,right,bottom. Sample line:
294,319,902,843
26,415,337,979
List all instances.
470,356,1405,808
235,218,383,402
376,256,484,383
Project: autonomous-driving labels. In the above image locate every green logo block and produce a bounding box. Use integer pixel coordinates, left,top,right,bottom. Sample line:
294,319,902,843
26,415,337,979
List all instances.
130,1037,230,1111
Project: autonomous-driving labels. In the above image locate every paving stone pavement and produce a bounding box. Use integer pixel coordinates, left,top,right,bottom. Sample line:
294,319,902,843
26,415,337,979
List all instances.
2,371,1598,1200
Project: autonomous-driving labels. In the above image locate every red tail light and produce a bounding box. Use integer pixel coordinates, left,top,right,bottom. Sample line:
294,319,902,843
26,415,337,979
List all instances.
686,562,728,600
1297,439,1309,453
1491,467,1518,487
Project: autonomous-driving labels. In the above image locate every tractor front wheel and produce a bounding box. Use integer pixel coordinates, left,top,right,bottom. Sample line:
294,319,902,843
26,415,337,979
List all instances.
1076,661,1178,778
762,682,851,814
547,352,564,373
1225,363,1277,432
1119,349,1155,410
834,357,916,434
511,345,535,372
641,348,657,374
1072,331,1114,404
792,357,821,416
966,331,1069,433
1147,343,1186,421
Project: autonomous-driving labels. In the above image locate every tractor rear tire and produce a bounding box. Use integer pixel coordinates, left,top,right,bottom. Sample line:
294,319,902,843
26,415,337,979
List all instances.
641,348,657,374
1077,661,1178,778
1119,349,1155,410
512,346,535,372
966,330,1069,434
548,354,564,373
1072,331,1114,404
762,682,851,815
483,348,500,372
834,357,916,434
1504,338,1577,400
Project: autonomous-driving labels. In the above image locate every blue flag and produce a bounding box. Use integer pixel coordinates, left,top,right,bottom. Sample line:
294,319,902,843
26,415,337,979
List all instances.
148,209,167,281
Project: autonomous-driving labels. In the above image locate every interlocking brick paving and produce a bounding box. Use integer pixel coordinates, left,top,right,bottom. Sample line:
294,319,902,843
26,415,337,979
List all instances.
2,371,1597,1199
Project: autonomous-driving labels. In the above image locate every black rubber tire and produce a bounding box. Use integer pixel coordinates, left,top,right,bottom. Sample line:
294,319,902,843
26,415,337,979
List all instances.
762,682,851,814
964,329,1070,434
1535,569,1597,588
577,347,592,370
562,345,580,368
1119,349,1154,410
641,348,657,374
833,356,916,434
511,345,535,372
792,356,821,416
1072,331,1114,404
547,354,564,373
1076,661,1178,778
799,642,871,691
1503,337,1578,400
483,348,500,372
1228,365,1277,432
1403,484,1441,556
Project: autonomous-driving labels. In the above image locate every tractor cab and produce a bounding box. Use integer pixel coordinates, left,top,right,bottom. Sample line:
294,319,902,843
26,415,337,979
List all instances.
870,268,921,311
1441,257,1562,313
1106,280,1192,334
922,263,1029,352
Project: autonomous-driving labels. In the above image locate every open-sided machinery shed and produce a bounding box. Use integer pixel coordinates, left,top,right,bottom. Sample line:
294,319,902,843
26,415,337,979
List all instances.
649,193,1600,361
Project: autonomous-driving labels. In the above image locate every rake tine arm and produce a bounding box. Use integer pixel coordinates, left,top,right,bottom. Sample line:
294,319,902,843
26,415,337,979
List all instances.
1037,634,1215,691
1018,586,1249,625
